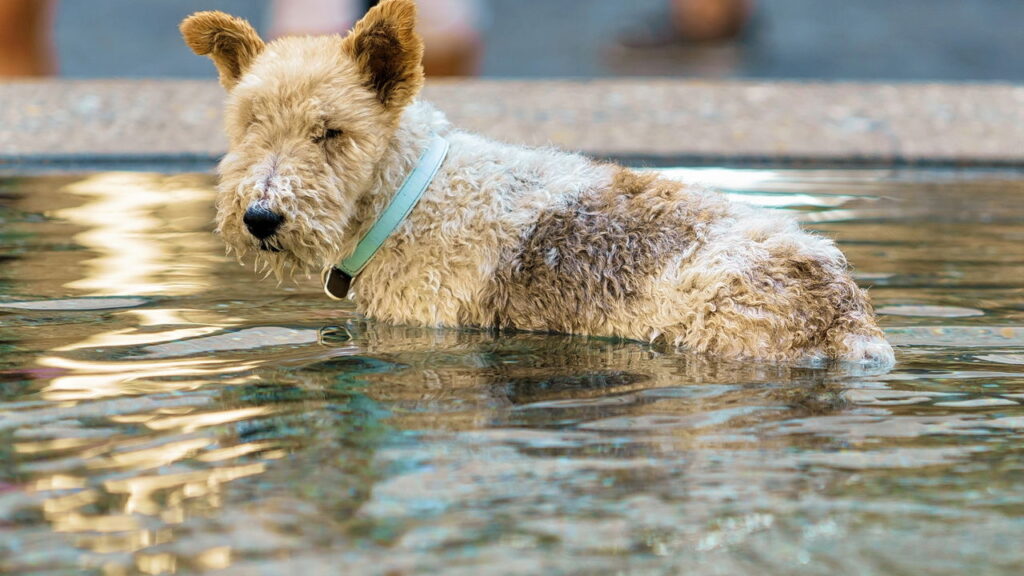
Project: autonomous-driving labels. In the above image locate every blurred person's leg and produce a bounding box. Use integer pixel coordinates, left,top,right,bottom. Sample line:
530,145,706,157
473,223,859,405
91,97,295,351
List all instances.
621,0,753,47
415,0,482,76
271,0,481,76
671,0,751,42
0,0,55,76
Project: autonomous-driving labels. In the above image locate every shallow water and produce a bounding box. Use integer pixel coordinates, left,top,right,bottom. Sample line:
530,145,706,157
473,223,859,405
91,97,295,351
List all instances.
1,169,1023,575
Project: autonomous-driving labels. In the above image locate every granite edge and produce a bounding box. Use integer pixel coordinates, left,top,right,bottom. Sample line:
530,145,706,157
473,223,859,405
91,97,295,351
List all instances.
1,78,1023,167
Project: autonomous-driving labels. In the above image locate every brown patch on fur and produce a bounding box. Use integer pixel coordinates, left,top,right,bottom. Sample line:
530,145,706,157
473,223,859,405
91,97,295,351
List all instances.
485,168,724,334
342,0,425,109
180,11,265,89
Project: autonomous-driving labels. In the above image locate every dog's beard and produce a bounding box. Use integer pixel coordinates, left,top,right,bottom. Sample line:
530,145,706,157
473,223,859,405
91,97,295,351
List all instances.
221,228,340,283
257,238,283,253
223,240,298,282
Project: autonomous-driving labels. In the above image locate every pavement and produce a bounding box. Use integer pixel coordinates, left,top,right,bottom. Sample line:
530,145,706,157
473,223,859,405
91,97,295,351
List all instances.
3,79,1024,167
53,0,1024,82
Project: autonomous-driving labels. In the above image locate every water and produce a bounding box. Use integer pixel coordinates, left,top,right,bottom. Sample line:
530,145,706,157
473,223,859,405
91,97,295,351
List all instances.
1,169,1023,575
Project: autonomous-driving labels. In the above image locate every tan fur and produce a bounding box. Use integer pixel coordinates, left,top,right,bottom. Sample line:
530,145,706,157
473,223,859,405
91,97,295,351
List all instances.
180,11,265,89
181,0,894,366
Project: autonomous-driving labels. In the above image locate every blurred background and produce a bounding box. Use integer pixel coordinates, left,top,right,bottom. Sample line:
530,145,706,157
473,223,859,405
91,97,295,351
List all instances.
2,0,1024,81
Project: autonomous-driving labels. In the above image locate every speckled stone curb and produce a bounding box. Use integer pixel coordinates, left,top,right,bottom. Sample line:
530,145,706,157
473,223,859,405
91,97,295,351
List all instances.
2,79,1023,166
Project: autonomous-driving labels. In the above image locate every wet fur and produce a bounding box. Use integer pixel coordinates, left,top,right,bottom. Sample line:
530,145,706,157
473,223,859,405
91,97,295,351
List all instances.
181,0,894,366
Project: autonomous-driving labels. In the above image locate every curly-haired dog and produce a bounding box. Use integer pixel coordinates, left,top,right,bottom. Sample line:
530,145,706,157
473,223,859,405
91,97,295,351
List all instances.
180,0,893,366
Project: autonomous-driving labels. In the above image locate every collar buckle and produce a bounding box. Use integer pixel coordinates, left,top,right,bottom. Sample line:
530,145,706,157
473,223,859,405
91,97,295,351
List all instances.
322,267,353,300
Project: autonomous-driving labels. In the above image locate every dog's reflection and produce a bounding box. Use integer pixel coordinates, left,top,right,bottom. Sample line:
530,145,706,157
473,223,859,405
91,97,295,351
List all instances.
301,320,861,435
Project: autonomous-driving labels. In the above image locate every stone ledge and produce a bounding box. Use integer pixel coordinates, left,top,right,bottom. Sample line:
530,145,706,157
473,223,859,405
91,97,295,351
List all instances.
2,79,1023,166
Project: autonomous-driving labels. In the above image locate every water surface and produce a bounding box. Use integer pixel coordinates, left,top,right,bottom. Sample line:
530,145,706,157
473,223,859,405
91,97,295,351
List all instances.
1,169,1023,575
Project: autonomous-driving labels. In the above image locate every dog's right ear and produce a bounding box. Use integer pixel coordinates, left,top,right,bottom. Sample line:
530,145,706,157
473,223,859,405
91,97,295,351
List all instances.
342,0,424,109
180,11,265,90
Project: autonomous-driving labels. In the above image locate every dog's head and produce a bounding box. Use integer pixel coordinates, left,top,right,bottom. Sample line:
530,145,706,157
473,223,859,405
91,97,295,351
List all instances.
180,0,424,277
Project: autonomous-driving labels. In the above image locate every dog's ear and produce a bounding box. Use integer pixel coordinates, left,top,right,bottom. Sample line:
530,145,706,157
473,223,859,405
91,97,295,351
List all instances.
180,11,265,90
342,0,425,109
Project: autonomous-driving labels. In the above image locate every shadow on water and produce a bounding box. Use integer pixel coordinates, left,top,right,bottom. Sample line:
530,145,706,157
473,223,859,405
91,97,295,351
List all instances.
1,170,1023,574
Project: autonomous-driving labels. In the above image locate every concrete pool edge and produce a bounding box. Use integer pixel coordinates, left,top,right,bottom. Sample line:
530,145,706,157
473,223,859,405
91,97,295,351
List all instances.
2,79,1024,167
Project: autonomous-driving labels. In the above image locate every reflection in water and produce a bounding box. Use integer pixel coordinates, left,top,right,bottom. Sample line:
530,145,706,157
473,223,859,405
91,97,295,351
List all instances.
1,170,1023,574
56,172,219,296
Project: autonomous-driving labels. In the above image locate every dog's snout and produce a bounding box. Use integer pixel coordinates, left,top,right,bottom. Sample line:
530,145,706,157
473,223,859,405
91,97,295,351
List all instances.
243,204,284,240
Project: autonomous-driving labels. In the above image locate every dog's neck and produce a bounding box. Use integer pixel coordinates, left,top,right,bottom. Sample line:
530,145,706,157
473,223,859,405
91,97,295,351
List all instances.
337,101,450,264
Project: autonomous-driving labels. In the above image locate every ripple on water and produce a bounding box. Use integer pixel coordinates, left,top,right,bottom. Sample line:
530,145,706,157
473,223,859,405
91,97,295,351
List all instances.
876,305,985,318
933,397,1019,408
886,326,1024,347
138,326,321,358
841,388,961,406
975,353,1024,365
0,296,150,311
579,405,782,431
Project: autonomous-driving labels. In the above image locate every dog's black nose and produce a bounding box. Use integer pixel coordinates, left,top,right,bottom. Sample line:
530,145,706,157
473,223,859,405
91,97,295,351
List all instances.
243,204,284,240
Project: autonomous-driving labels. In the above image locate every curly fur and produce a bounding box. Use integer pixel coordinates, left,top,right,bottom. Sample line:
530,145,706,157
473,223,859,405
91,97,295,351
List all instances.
182,0,894,366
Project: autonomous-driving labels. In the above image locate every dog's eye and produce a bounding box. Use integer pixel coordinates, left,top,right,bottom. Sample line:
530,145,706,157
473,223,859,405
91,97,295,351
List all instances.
313,128,343,144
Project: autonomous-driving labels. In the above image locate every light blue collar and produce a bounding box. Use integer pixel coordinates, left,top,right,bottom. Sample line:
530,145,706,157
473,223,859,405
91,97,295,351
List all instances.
323,133,449,300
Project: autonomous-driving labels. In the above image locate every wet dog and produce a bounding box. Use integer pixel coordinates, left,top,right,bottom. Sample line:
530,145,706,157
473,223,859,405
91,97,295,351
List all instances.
180,0,893,365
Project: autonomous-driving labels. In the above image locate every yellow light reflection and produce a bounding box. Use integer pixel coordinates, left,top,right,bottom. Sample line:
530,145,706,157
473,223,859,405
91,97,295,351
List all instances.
261,449,288,460
87,437,212,472
54,324,226,354
52,512,140,534
78,530,157,555
145,407,274,433
108,414,160,424
18,172,284,573
101,561,130,576
54,308,247,354
195,546,232,571
38,355,260,401
194,440,278,463
55,172,219,296
43,489,99,515
35,175,252,404
32,474,87,492
136,553,177,575
103,463,266,517
16,437,97,454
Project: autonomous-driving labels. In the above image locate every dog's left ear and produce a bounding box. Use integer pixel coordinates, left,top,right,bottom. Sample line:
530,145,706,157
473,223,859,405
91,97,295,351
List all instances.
342,0,425,109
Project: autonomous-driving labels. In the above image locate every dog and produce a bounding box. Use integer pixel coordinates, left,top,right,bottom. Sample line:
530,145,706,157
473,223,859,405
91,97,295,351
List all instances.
180,0,894,366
